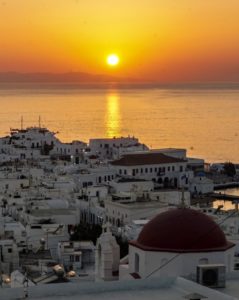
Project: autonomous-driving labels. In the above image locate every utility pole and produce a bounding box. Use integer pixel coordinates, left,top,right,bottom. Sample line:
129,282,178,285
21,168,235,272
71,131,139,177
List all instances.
0,246,2,288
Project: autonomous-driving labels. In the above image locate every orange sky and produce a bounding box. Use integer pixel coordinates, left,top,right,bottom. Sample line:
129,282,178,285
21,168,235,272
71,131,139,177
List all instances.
1,0,239,83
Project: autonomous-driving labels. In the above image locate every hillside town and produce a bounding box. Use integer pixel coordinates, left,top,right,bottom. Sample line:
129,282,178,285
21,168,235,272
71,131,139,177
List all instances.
1,126,239,299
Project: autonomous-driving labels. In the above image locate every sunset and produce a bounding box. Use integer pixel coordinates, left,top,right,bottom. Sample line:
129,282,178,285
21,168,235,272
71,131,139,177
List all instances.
107,54,120,67
1,1,239,299
1,1,239,82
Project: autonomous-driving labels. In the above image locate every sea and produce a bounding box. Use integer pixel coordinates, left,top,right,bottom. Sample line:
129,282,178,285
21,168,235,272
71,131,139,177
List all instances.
0,87,239,163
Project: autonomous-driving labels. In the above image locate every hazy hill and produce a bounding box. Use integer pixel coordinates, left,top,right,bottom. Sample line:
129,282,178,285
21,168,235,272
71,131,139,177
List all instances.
0,72,123,83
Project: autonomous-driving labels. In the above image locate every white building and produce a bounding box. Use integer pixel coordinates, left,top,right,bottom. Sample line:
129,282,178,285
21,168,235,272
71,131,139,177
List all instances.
189,176,214,195
57,240,95,271
0,239,19,274
109,178,154,194
89,137,148,160
111,152,193,188
105,196,169,227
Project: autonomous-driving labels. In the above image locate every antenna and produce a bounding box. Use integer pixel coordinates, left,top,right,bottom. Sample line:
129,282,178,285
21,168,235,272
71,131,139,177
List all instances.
21,116,24,130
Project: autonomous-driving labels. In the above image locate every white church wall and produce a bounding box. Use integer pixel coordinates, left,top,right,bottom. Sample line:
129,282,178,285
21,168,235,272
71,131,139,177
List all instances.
129,245,235,279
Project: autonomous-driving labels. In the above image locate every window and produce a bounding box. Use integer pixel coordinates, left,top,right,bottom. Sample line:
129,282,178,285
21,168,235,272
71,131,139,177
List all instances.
168,166,170,171
172,166,175,171
75,255,80,262
150,168,152,173
8,248,12,253
135,253,140,273
145,168,148,173
180,166,183,172
70,255,74,262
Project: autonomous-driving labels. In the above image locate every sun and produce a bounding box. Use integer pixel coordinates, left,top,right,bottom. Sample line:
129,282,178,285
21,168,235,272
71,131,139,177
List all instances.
107,54,119,66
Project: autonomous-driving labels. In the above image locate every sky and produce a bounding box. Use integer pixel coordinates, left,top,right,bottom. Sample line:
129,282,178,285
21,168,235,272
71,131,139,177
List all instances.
1,0,239,83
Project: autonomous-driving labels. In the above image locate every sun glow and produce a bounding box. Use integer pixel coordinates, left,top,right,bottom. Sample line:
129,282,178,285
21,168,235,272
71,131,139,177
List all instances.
106,93,121,137
107,54,119,66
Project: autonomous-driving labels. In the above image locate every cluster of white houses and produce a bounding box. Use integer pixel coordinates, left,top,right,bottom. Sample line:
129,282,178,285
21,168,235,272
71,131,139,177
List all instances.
1,125,239,299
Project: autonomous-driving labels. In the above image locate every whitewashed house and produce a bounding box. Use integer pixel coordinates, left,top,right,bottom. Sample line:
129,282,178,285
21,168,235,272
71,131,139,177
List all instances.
89,137,148,160
189,176,214,194
111,152,193,188
57,241,95,271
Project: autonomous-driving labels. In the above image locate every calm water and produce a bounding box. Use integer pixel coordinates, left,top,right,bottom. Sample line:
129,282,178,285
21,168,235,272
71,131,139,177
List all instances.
0,88,239,163
213,188,239,210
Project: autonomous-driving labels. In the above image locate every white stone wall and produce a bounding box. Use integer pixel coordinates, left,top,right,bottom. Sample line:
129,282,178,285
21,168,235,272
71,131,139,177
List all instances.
129,245,235,279
110,180,154,194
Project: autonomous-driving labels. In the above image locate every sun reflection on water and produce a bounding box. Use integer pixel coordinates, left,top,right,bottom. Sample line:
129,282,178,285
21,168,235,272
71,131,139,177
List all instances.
106,93,121,138
213,200,236,211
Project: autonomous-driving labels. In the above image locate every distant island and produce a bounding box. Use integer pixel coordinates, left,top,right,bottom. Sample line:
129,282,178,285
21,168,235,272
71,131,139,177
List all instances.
0,72,239,90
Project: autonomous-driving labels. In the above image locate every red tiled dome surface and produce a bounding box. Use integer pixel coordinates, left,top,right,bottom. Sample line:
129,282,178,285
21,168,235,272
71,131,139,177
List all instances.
130,208,234,253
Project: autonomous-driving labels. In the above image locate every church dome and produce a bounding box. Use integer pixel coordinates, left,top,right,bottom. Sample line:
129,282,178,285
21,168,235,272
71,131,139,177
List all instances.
130,208,234,253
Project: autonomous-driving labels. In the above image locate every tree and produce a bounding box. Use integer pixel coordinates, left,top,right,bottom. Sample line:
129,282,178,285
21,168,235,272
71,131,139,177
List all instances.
223,162,236,177
70,223,102,244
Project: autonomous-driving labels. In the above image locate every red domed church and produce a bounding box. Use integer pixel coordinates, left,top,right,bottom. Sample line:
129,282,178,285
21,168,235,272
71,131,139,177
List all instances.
126,208,235,279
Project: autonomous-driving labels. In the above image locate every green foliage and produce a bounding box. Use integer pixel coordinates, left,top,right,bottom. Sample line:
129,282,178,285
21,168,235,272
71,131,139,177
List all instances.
116,236,129,258
223,162,236,177
70,223,102,244
70,223,129,258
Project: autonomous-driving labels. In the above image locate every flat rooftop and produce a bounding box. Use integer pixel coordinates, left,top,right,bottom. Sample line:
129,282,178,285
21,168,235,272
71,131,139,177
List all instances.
1,276,236,300
106,199,169,210
30,209,76,217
